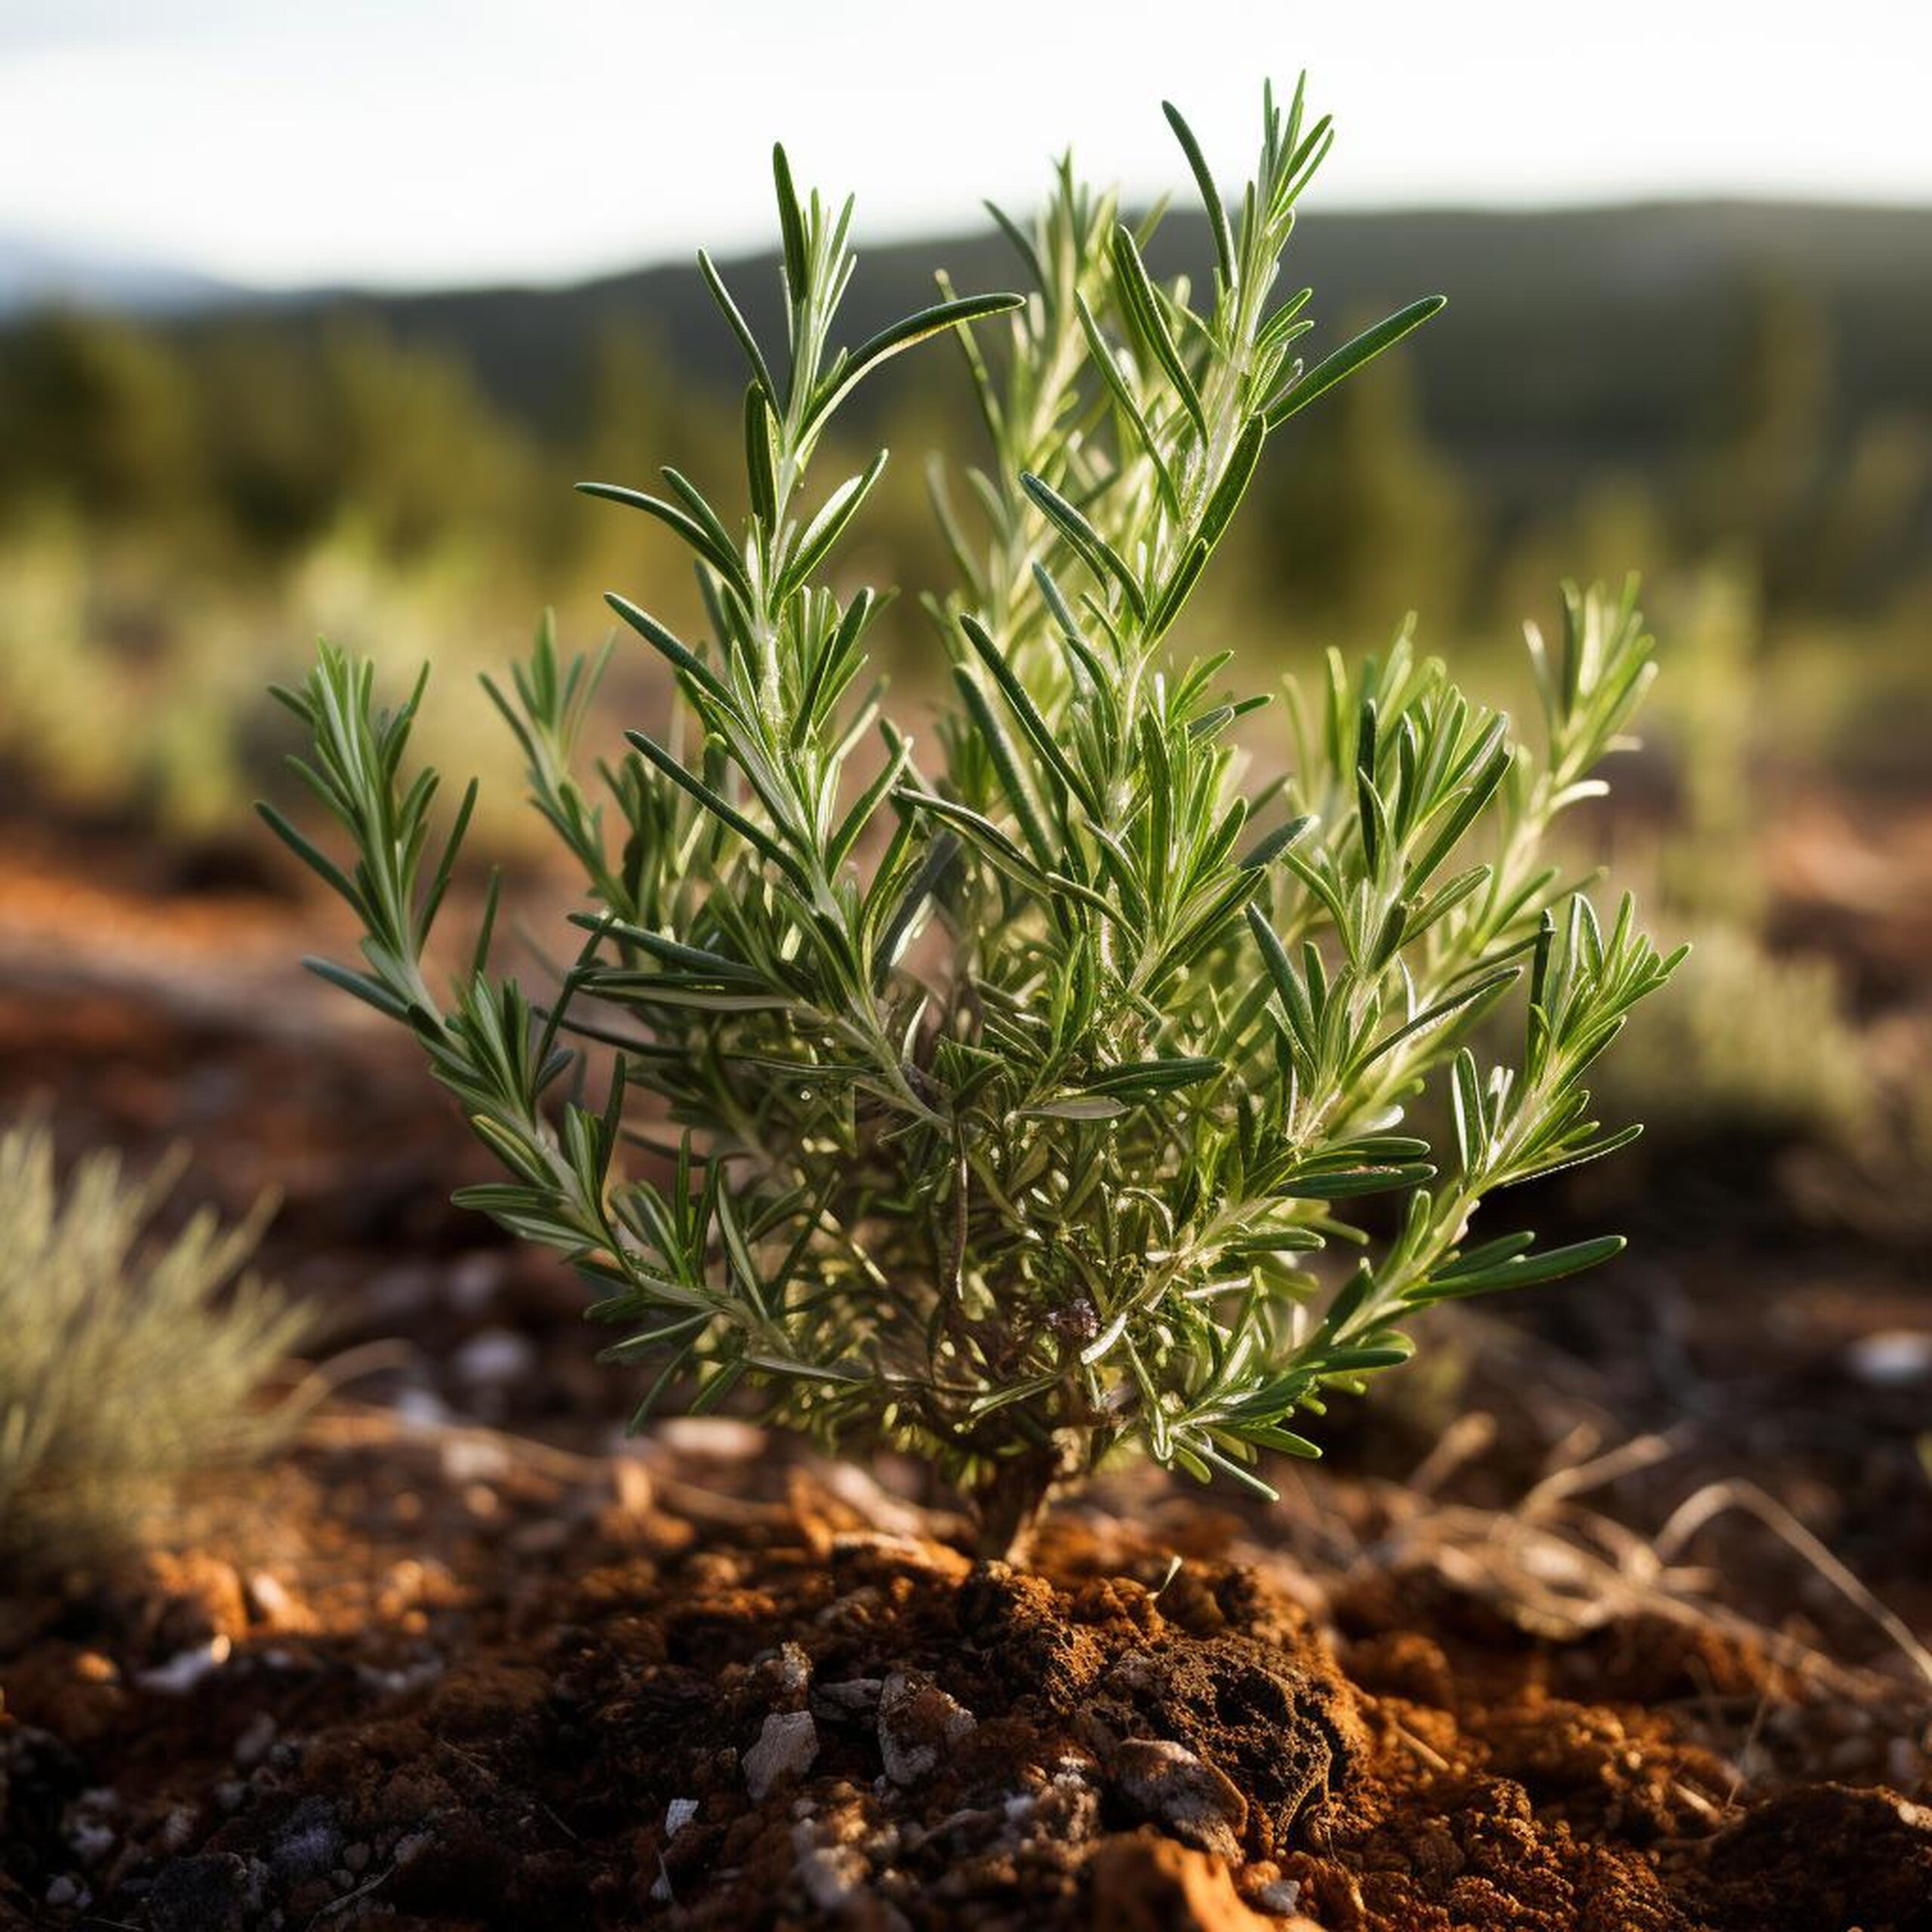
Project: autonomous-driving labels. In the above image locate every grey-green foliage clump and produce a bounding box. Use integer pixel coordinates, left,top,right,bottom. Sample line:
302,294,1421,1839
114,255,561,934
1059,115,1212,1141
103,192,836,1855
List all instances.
0,1119,312,1575
266,84,1681,1553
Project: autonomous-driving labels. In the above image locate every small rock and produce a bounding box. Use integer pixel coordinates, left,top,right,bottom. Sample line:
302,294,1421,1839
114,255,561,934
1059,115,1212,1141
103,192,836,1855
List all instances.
665,1798,700,1837
269,1795,343,1882
137,1636,232,1694
877,1672,977,1787
752,1641,814,1709
1110,1737,1249,1860
1846,1329,1932,1386
65,1804,117,1867
146,1851,253,1932
234,1712,277,1768
446,1250,506,1312
774,1642,812,1699
1256,1875,1303,1913
343,1841,371,1874
243,1568,318,1630
45,1875,82,1908
744,1711,819,1800
795,1836,868,1912
354,1656,445,1699
391,1386,453,1427
452,1327,537,1386
815,1677,884,1718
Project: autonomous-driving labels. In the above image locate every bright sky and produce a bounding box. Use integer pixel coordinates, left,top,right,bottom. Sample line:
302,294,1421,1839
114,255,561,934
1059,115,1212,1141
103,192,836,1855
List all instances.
4,0,1928,291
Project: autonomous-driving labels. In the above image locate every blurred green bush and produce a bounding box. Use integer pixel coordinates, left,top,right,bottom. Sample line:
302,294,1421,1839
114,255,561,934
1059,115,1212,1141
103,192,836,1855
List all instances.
0,220,1925,847
0,1120,313,1579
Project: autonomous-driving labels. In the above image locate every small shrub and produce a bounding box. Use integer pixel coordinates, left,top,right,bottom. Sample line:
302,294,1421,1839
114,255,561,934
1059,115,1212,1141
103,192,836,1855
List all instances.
0,1120,312,1576
267,86,1680,1553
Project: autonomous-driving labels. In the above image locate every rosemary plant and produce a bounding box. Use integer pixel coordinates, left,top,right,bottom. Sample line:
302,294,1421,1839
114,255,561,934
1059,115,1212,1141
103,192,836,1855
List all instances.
266,85,1682,1555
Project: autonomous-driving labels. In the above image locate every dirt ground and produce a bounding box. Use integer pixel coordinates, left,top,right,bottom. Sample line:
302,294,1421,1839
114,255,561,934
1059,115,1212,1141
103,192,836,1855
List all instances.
2,800,1930,1929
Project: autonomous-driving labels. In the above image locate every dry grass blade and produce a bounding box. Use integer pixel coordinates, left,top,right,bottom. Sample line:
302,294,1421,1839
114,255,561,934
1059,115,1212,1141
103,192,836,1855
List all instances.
1656,1478,1932,1693
1354,1434,1924,1709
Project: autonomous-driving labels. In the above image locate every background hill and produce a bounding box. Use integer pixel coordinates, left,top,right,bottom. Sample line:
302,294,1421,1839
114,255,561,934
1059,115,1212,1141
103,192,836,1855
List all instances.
194,200,1932,485
0,232,241,318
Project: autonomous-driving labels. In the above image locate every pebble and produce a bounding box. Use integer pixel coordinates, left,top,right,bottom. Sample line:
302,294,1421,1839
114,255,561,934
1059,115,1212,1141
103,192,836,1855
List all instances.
665,1798,700,1837
744,1711,820,1800
355,1657,445,1699
447,1250,506,1312
137,1635,232,1694
66,1810,118,1866
392,1830,435,1869
143,1850,256,1932
245,1571,289,1619
452,1327,537,1385
268,1795,343,1881
45,1876,82,1908
816,1677,884,1718
1845,1329,1932,1385
1257,1876,1304,1912
242,1571,318,1635
1110,1737,1250,1860
877,1673,977,1787
390,1386,454,1427
772,1642,812,1700
234,1712,278,1768
796,1836,868,1912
